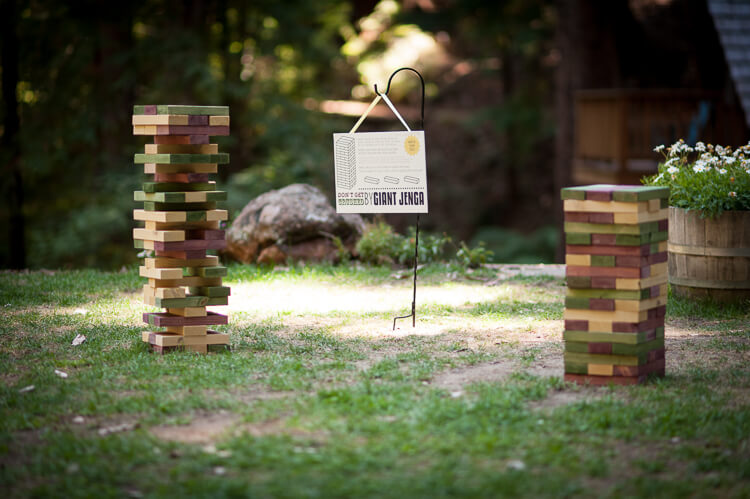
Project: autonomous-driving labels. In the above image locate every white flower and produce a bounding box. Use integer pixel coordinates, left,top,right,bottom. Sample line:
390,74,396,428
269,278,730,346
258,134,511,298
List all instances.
718,168,727,174
695,141,706,152
723,156,736,165
653,173,664,182
729,191,737,198
667,166,679,174
654,145,665,153
693,164,707,173
665,157,679,167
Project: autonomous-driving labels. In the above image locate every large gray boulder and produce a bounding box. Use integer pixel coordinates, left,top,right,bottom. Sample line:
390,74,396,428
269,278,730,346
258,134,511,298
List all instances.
223,184,365,264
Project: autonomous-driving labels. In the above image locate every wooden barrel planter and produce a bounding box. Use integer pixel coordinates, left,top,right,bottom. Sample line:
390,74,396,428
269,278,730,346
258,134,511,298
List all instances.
668,207,750,302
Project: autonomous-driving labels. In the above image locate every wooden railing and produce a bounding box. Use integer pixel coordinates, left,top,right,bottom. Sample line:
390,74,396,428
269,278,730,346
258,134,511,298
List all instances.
573,89,747,185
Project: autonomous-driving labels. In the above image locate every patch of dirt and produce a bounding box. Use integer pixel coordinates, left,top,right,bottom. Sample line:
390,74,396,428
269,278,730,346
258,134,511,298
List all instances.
150,412,241,444
430,360,516,391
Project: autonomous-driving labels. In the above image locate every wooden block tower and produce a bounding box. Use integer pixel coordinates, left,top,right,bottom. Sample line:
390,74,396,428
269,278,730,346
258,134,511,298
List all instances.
132,105,231,353
561,184,670,385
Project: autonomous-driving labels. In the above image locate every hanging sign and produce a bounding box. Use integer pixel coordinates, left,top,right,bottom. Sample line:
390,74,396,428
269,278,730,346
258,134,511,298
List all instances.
333,93,428,214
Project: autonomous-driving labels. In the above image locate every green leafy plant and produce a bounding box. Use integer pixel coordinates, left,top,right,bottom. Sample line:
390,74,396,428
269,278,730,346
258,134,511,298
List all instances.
643,140,750,218
355,221,452,266
455,241,494,268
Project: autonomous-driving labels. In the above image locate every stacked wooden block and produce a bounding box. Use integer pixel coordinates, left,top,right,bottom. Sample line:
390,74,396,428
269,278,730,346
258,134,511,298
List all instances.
132,105,231,353
561,184,670,385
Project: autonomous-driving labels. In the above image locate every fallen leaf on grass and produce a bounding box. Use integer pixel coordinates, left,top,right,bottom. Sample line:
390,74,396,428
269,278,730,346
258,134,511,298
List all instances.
54,369,68,379
98,422,138,436
72,334,86,346
18,385,35,393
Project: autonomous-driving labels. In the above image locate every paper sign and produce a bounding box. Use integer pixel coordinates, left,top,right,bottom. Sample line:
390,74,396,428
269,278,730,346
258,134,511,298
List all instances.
333,131,428,214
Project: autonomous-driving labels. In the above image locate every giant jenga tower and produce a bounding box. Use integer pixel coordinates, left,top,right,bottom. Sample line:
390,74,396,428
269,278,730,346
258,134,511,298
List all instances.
132,105,231,353
561,185,670,385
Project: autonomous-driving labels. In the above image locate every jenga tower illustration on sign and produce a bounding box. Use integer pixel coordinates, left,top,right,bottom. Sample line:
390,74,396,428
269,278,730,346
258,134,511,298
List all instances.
132,105,231,353
561,185,669,385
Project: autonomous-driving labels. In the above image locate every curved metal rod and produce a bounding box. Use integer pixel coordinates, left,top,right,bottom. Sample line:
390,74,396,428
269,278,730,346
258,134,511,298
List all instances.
374,67,425,130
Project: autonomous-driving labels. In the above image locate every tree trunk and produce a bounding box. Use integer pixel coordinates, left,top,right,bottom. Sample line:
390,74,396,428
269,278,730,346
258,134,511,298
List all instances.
1,0,25,269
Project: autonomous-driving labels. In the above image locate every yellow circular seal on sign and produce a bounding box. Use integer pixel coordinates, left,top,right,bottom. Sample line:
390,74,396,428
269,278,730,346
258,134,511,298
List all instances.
404,135,420,156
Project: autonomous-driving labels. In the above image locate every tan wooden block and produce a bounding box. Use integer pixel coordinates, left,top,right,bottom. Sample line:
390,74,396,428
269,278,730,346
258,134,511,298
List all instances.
564,199,648,213
139,266,183,280
133,209,187,223
168,307,207,317
588,364,614,376
563,308,648,323
657,241,668,252
145,220,220,231
166,325,208,336
143,163,218,174
186,344,208,353
651,262,668,276
615,295,667,312
133,125,157,135
133,228,185,242
141,331,229,347
143,285,186,299
613,208,669,224
132,115,189,126
145,143,218,154
145,256,219,269
209,116,230,126
149,276,223,288
183,191,208,202
206,209,228,221
588,320,613,332
566,254,591,266
648,198,661,212
615,274,668,290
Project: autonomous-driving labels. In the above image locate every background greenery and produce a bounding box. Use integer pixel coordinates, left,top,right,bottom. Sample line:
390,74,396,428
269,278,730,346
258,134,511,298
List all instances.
0,0,557,269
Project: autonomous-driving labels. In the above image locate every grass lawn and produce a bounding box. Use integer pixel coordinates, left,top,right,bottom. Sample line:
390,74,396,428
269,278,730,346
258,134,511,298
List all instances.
1,263,749,498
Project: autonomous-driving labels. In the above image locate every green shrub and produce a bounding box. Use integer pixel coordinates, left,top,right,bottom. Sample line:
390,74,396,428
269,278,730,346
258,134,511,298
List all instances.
355,221,452,266
455,241,494,268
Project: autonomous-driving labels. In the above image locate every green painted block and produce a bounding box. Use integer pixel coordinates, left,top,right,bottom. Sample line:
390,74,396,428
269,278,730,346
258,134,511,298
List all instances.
566,233,591,245
136,191,226,204
134,240,145,249
564,341,591,354
655,326,665,339
563,330,646,345
564,221,659,236
134,153,229,164
565,296,591,309
566,276,591,288
189,286,231,297
611,338,664,356
564,351,646,366
564,361,588,375
590,255,616,267
561,187,587,200
154,295,210,308
142,201,217,211
142,182,214,193
649,231,668,243
660,197,669,209
612,186,670,202
614,234,646,246
157,105,229,116
205,296,229,306
567,288,647,300
185,266,227,278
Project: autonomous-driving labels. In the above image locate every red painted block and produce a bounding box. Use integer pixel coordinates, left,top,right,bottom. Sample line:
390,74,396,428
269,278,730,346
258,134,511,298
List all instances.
156,249,208,259
190,135,210,144
188,115,209,125
641,266,650,278
590,298,615,311
565,319,589,331
592,234,617,245
612,318,665,333
649,252,668,264
586,191,613,202
588,212,615,224
612,358,665,377
567,266,642,278
591,276,616,288
154,173,211,183
186,229,225,240
650,285,661,297
143,105,157,115
150,125,229,136
153,239,227,251
588,342,613,354
154,136,190,145
648,348,666,362
658,219,668,231
564,212,591,223
566,244,651,256
615,255,648,267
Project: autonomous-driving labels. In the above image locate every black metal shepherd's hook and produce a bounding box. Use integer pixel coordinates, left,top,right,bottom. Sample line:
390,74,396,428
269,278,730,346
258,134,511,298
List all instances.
374,67,426,330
